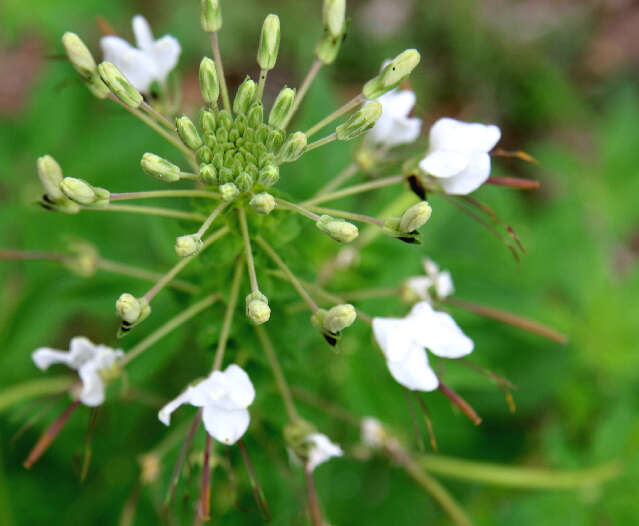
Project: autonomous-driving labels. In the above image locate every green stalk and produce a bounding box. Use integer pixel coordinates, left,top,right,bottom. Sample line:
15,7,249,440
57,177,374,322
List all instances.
305,94,365,138
210,32,231,113
281,59,323,129
301,175,404,207
212,260,244,371
238,207,259,293
84,204,207,222
110,190,219,202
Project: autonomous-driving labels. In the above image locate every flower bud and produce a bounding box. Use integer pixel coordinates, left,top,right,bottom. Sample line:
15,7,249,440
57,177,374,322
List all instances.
250,192,276,215
98,61,143,108
399,201,432,233
323,0,346,36
64,241,99,277
200,164,218,185
37,155,65,201
233,77,257,115
316,215,359,243
258,164,280,186
383,218,420,244
362,49,421,100
60,177,109,206
336,102,382,141
199,57,219,106
277,132,307,164
247,103,264,129
268,87,295,129
323,304,356,333
175,234,203,257
141,153,181,182
246,291,271,325
217,109,233,130
86,79,111,99
200,0,222,32
200,108,217,134
235,172,254,192
176,115,203,150
61,32,96,80
219,182,240,202
257,14,280,70
116,294,151,336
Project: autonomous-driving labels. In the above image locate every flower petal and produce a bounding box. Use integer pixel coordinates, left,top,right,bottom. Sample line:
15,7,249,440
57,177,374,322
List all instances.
77,362,106,407
437,151,491,195
223,364,256,409
132,15,154,51
409,302,474,358
149,36,181,83
385,117,422,147
100,35,156,92
428,117,465,151
32,348,75,371
436,270,455,299
202,405,250,445
420,150,469,178
306,433,343,472
405,276,433,301
372,317,414,362
158,389,195,425
386,344,439,391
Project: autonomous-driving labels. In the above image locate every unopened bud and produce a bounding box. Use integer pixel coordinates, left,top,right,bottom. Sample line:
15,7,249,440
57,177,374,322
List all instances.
258,164,280,186
60,177,109,206
247,104,264,129
175,234,203,257
323,0,346,36
233,77,257,115
323,304,356,333
98,61,143,108
269,87,295,129
316,215,359,243
61,32,96,80
250,192,275,215
200,164,218,185
37,155,65,201
219,182,240,202
363,49,421,100
64,241,99,277
200,108,217,133
246,291,271,325
199,57,219,106
235,172,254,192
176,115,202,150
141,153,181,182
200,0,222,32
257,14,280,71
336,102,382,141
277,132,307,164
399,201,432,233
116,293,151,335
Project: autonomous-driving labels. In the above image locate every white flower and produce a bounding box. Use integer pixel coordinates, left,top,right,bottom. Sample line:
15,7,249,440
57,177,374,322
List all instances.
367,88,422,147
158,364,255,446
306,433,343,472
419,117,501,195
372,301,473,391
361,418,386,449
32,337,123,407
405,258,455,303
100,15,181,93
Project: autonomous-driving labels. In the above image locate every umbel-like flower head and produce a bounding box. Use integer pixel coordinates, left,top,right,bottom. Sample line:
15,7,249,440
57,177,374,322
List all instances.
159,364,255,445
373,302,473,391
32,337,123,406
420,118,501,195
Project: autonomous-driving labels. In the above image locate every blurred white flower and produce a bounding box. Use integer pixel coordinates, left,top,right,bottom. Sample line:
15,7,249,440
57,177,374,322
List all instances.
405,258,455,303
100,15,181,93
373,301,473,391
420,118,501,195
306,433,343,472
158,364,255,445
367,86,422,147
32,337,123,407
361,417,386,449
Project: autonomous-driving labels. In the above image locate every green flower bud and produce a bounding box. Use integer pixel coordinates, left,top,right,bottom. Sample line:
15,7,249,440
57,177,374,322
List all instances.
61,32,96,80
235,172,254,193
247,104,264,129
86,78,111,99
257,14,280,71
323,0,346,36
64,241,99,277
37,155,65,202
176,115,203,150
246,291,271,325
323,304,357,333
200,0,222,32
268,87,295,129
197,146,213,164
382,218,421,244
116,293,151,336
97,61,143,108
219,182,240,202
141,153,181,182
336,102,382,141
199,57,219,106
60,177,109,206
399,201,432,233
175,234,203,257
217,109,233,130
233,77,257,115
200,108,217,134
277,131,307,163
258,164,280,186
249,192,276,215
219,166,233,184
362,49,421,100
316,215,359,243
200,164,218,185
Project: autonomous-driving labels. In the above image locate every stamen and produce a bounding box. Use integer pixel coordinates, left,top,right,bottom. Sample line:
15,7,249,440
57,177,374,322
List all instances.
80,407,100,481
486,176,540,190
238,440,271,521
438,382,482,426
491,148,539,165
198,433,212,521
414,393,438,452
403,389,425,452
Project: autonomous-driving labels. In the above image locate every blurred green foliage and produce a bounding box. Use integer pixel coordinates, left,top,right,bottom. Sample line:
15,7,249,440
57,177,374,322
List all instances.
1,0,639,525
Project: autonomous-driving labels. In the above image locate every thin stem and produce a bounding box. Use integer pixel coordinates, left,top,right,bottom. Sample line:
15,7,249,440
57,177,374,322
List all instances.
301,175,404,207
305,94,365,138
196,202,227,238
486,176,540,190
199,433,212,521
438,382,482,426
141,101,175,130
307,205,386,227
304,468,324,526
110,190,219,202
338,287,399,301
254,325,299,422
0,249,67,263
238,207,259,293
178,172,201,181
210,32,231,113
212,260,244,371
84,204,207,222
275,198,320,221
305,133,337,152
282,59,323,129
0,377,73,414
314,162,359,197
143,227,229,302
121,294,220,366
256,68,268,102
255,236,319,312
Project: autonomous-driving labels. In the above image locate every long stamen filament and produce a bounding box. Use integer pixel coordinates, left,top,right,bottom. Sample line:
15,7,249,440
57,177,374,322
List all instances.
212,260,244,371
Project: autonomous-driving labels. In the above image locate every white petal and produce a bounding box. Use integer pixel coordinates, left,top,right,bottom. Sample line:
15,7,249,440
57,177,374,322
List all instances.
149,36,181,83
386,344,439,391
77,363,106,407
306,433,343,472
429,118,466,151
436,271,455,299
223,364,256,409
438,152,491,195
158,389,194,425
384,90,416,118
385,117,422,147
420,150,469,178
405,276,433,301
372,317,414,362
68,337,99,367
423,258,440,277
409,302,474,358
202,405,250,445
132,15,154,51
32,348,75,371
476,124,501,152
101,35,156,92
429,118,500,154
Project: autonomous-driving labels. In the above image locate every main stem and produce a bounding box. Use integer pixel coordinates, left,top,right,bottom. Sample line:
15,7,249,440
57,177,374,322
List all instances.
282,59,323,130
210,32,231,113
212,260,244,371
238,207,259,293
305,94,365,138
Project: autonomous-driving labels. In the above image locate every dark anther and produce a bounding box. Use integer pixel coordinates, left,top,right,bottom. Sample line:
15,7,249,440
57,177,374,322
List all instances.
408,174,427,200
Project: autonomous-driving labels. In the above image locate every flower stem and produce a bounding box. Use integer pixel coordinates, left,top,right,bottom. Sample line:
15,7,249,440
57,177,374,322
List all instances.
140,101,175,130
198,433,212,521
301,175,404,207
438,382,482,426
305,94,365,138
110,190,219,202
282,59,323,129
337,287,399,301
254,325,299,422
305,133,337,152
0,377,73,414
255,236,318,313
121,294,220,366
486,176,540,190
307,205,386,227
238,207,259,293
212,260,244,371
274,198,320,222
84,204,207,222
304,468,324,526
210,32,231,113
0,249,67,263
314,162,359,197
256,68,268,103
196,202,227,239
